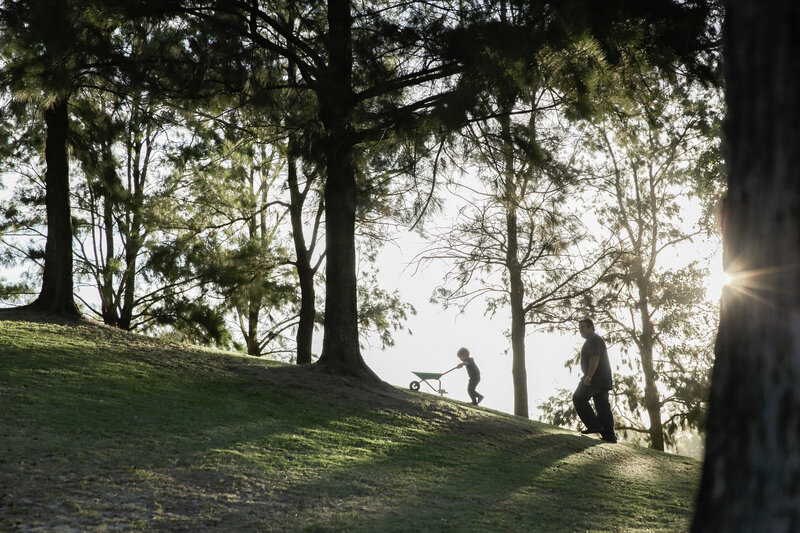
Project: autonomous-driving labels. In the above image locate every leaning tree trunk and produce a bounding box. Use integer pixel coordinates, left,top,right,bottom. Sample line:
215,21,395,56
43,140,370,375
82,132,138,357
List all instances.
285,37,316,366
287,152,316,365
29,98,80,317
692,1,800,530
315,0,380,382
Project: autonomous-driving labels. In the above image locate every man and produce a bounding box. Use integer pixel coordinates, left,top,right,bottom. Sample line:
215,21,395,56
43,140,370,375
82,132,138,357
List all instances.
573,318,617,443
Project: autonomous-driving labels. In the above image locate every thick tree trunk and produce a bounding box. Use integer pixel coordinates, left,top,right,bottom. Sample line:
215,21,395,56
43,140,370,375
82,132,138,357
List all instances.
315,0,380,381
28,98,80,317
692,1,800,530
639,329,664,451
317,137,378,379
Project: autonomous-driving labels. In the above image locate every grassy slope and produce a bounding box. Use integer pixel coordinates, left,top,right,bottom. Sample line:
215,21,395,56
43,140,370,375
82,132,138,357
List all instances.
0,318,700,532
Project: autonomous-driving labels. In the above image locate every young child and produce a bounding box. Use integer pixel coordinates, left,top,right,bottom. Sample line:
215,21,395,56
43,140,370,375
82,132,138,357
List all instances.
456,347,484,405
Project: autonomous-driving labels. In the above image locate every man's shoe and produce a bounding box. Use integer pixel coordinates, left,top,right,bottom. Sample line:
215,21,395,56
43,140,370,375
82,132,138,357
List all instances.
581,427,602,434
601,434,618,443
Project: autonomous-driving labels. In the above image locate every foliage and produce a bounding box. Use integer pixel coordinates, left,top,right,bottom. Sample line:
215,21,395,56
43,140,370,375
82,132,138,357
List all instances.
0,95,46,303
1,0,720,380
69,88,176,328
357,270,416,350
539,64,723,450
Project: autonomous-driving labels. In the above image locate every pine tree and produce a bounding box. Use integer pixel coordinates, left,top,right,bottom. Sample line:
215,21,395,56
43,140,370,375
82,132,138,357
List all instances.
0,0,120,316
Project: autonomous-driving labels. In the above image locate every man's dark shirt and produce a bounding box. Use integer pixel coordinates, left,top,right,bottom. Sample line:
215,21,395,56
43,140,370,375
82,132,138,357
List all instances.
580,332,612,390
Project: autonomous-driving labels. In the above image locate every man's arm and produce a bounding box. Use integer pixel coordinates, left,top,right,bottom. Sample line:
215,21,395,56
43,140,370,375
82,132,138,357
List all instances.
583,356,600,386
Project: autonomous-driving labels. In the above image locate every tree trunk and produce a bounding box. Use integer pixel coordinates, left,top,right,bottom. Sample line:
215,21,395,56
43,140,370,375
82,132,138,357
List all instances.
509,262,528,417
692,1,800,530
507,206,527,417
119,137,145,331
246,299,260,356
287,152,316,365
315,0,380,381
284,25,316,365
317,137,376,378
500,107,529,418
637,283,664,451
28,98,80,317
119,223,139,331
100,142,118,326
245,169,261,356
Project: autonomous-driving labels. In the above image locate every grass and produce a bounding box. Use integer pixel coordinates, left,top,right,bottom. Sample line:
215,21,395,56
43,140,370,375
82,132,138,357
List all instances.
0,317,700,532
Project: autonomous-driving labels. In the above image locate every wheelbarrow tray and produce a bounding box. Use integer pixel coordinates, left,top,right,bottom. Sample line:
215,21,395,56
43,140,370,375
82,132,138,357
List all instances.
412,371,445,380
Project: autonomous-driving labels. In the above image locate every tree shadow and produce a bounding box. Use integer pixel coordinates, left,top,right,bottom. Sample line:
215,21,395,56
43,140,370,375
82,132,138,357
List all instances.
276,418,605,532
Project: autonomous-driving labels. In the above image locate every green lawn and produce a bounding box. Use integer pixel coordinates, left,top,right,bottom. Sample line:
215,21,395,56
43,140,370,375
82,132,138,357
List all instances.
0,318,700,532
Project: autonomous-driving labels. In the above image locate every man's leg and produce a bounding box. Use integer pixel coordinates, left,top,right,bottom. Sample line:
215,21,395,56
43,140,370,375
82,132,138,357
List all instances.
573,383,601,431
592,390,617,443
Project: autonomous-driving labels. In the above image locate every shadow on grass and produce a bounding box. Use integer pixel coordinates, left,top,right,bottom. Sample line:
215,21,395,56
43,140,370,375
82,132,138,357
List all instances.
273,417,604,532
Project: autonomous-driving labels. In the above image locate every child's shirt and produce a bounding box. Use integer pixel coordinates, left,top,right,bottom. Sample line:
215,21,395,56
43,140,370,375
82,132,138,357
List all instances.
462,357,480,380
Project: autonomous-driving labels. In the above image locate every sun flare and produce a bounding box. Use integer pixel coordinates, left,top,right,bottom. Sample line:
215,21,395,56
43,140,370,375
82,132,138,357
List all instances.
707,268,731,301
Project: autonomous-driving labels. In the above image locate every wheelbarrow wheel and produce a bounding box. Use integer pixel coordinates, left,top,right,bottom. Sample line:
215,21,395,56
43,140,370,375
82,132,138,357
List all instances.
409,381,420,391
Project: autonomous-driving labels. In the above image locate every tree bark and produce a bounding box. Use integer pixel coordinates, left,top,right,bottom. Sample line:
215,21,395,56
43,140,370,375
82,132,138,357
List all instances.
284,21,316,366
287,153,316,365
315,0,381,381
119,135,146,331
28,98,80,317
100,141,118,326
637,280,665,451
692,1,800,530
246,299,260,356
499,108,529,418
509,249,528,417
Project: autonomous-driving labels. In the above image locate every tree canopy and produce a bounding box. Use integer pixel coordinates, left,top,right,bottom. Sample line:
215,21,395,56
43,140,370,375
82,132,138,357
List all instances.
1,1,719,385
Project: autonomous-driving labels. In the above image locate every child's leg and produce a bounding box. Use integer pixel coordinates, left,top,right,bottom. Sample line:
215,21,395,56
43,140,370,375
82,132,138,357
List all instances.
468,378,483,404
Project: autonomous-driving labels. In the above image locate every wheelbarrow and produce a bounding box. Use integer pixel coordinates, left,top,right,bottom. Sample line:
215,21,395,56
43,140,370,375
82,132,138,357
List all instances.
408,366,459,396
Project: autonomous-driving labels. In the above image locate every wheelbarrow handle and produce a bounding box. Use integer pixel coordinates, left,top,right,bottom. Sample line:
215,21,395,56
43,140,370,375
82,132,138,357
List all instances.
439,365,461,377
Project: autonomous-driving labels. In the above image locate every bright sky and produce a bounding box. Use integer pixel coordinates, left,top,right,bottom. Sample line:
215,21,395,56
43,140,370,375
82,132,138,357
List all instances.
361,230,588,418
361,228,724,421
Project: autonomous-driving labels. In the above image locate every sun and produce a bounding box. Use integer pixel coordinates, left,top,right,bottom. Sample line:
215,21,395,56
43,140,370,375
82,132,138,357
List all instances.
707,268,731,301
